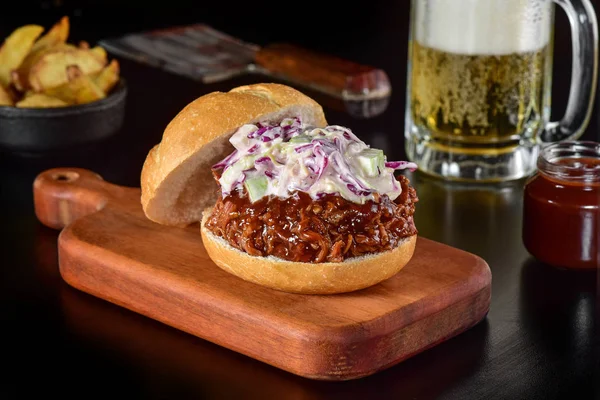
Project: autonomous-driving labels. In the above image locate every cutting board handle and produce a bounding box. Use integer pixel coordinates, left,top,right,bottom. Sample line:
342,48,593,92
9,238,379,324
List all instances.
33,168,136,230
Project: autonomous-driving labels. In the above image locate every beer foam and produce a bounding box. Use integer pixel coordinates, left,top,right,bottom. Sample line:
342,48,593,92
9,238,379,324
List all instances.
414,0,553,55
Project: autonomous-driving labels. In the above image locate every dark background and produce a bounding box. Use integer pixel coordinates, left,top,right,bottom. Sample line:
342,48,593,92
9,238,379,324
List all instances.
1,0,599,184
1,1,599,399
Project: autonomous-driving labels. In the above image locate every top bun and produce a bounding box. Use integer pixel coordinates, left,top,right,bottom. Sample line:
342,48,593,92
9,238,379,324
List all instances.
141,83,328,226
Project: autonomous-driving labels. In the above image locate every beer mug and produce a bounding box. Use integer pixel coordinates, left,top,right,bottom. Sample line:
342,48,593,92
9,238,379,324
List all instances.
404,0,598,181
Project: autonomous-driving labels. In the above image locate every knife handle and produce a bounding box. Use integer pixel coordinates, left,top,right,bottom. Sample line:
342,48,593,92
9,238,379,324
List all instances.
254,43,391,101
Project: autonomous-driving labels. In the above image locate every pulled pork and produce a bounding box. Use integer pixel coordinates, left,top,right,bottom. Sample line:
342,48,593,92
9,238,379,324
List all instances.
205,175,418,263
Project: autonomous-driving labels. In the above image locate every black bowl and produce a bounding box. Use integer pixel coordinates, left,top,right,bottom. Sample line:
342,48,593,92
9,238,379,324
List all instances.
0,79,127,154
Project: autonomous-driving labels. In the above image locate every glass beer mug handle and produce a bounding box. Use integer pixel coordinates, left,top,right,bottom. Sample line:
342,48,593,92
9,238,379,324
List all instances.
543,0,598,143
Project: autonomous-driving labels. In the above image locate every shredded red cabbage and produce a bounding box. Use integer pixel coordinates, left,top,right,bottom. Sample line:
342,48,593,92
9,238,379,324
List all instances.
385,161,418,171
213,117,417,204
212,149,239,169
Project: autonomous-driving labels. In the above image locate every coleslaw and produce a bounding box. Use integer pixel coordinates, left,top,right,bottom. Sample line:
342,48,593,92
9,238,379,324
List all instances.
212,117,417,204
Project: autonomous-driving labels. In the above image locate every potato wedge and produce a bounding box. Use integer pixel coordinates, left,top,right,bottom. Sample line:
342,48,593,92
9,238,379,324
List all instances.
44,73,105,105
31,16,69,53
11,70,24,91
27,44,106,91
0,84,13,106
16,93,68,108
65,64,84,81
89,46,108,65
0,17,120,109
11,43,58,91
13,43,70,91
92,59,120,94
0,24,44,87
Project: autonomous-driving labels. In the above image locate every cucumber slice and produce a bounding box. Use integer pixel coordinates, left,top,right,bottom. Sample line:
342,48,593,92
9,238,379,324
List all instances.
357,148,384,177
289,134,312,144
244,176,269,202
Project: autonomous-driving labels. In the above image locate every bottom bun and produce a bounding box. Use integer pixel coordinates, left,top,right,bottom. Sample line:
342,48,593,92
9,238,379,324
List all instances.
200,209,417,294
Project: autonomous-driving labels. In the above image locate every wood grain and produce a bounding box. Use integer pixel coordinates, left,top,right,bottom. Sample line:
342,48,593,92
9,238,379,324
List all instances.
33,167,492,380
254,43,391,99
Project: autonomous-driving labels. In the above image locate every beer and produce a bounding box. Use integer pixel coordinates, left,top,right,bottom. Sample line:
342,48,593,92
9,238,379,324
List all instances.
400,0,598,182
407,0,554,152
410,41,550,148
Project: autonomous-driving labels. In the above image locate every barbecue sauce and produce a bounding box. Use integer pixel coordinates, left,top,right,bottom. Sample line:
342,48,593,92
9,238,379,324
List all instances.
523,142,600,269
206,175,418,263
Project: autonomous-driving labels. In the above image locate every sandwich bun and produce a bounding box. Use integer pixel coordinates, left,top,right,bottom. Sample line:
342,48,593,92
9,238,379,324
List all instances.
201,210,417,294
141,83,417,294
141,83,328,226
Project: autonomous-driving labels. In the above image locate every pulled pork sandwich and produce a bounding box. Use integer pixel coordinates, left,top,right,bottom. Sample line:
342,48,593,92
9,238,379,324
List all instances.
141,83,418,294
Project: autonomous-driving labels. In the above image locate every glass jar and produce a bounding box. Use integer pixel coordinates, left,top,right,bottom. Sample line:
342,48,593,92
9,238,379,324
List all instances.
523,141,600,269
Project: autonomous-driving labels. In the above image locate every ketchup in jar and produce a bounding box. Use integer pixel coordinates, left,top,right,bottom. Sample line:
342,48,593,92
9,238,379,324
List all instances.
523,141,600,270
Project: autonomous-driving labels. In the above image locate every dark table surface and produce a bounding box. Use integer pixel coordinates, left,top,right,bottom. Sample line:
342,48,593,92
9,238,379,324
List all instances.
1,1,599,399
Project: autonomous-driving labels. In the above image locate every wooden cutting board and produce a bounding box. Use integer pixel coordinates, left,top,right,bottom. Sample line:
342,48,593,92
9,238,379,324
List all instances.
33,167,492,381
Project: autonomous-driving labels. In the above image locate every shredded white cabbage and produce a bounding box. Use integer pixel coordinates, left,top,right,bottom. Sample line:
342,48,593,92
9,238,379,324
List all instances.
213,117,416,203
